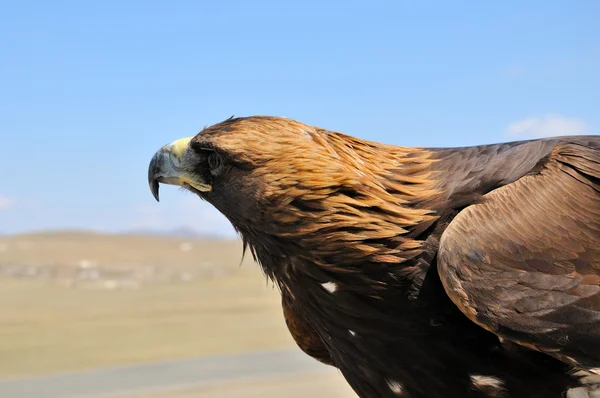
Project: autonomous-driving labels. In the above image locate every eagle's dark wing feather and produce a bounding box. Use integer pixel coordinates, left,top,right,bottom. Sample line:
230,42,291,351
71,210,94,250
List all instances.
438,142,600,371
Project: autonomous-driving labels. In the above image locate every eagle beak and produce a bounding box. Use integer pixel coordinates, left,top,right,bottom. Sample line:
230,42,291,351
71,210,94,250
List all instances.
148,136,211,202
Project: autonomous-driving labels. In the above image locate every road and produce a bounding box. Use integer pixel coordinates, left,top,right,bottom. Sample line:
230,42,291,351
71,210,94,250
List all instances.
0,349,343,398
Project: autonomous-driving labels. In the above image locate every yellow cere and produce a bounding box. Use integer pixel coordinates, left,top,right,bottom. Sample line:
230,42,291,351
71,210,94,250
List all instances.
168,136,194,157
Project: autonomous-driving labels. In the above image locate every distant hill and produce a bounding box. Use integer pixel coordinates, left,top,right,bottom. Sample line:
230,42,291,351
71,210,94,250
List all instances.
2,227,236,241
0,228,250,271
123,226,229,239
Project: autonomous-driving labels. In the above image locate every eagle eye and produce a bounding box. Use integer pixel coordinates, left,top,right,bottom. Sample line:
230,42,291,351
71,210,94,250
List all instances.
207,152,223,175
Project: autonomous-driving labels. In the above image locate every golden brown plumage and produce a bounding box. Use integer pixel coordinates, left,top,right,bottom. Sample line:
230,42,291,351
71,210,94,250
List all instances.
148,116,600,398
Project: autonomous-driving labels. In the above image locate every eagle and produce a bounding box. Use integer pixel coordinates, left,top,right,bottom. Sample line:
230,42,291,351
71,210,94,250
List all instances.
148,116,599,398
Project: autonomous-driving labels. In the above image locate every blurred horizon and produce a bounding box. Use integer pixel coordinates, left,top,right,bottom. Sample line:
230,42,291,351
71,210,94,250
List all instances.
0,225,237,239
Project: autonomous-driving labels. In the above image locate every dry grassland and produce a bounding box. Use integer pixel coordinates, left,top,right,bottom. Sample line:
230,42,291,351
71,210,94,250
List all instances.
0,232,296,379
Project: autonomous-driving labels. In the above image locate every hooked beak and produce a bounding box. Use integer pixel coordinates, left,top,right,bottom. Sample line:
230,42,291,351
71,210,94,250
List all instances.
148,136,212,202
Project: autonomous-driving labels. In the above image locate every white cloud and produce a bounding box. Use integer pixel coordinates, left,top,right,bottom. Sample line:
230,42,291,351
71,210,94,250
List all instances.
0,195,14,211
130,196,236,238
505,114,590,139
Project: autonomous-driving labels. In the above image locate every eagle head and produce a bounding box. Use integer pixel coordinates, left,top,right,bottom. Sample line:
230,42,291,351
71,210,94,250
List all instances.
148,116,438,274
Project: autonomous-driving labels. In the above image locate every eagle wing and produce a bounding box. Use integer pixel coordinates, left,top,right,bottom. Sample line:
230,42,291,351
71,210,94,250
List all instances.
438,142,600,371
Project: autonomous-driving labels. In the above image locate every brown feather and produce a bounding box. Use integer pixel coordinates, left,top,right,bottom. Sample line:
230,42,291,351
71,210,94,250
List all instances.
438,143,600,370
281,289,334,366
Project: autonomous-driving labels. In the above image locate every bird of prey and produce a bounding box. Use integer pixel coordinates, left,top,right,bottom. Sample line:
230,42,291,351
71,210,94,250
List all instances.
148,116,599,398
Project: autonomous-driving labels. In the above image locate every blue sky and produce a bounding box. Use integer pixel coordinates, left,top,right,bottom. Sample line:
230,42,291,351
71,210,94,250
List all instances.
1,0,598,236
